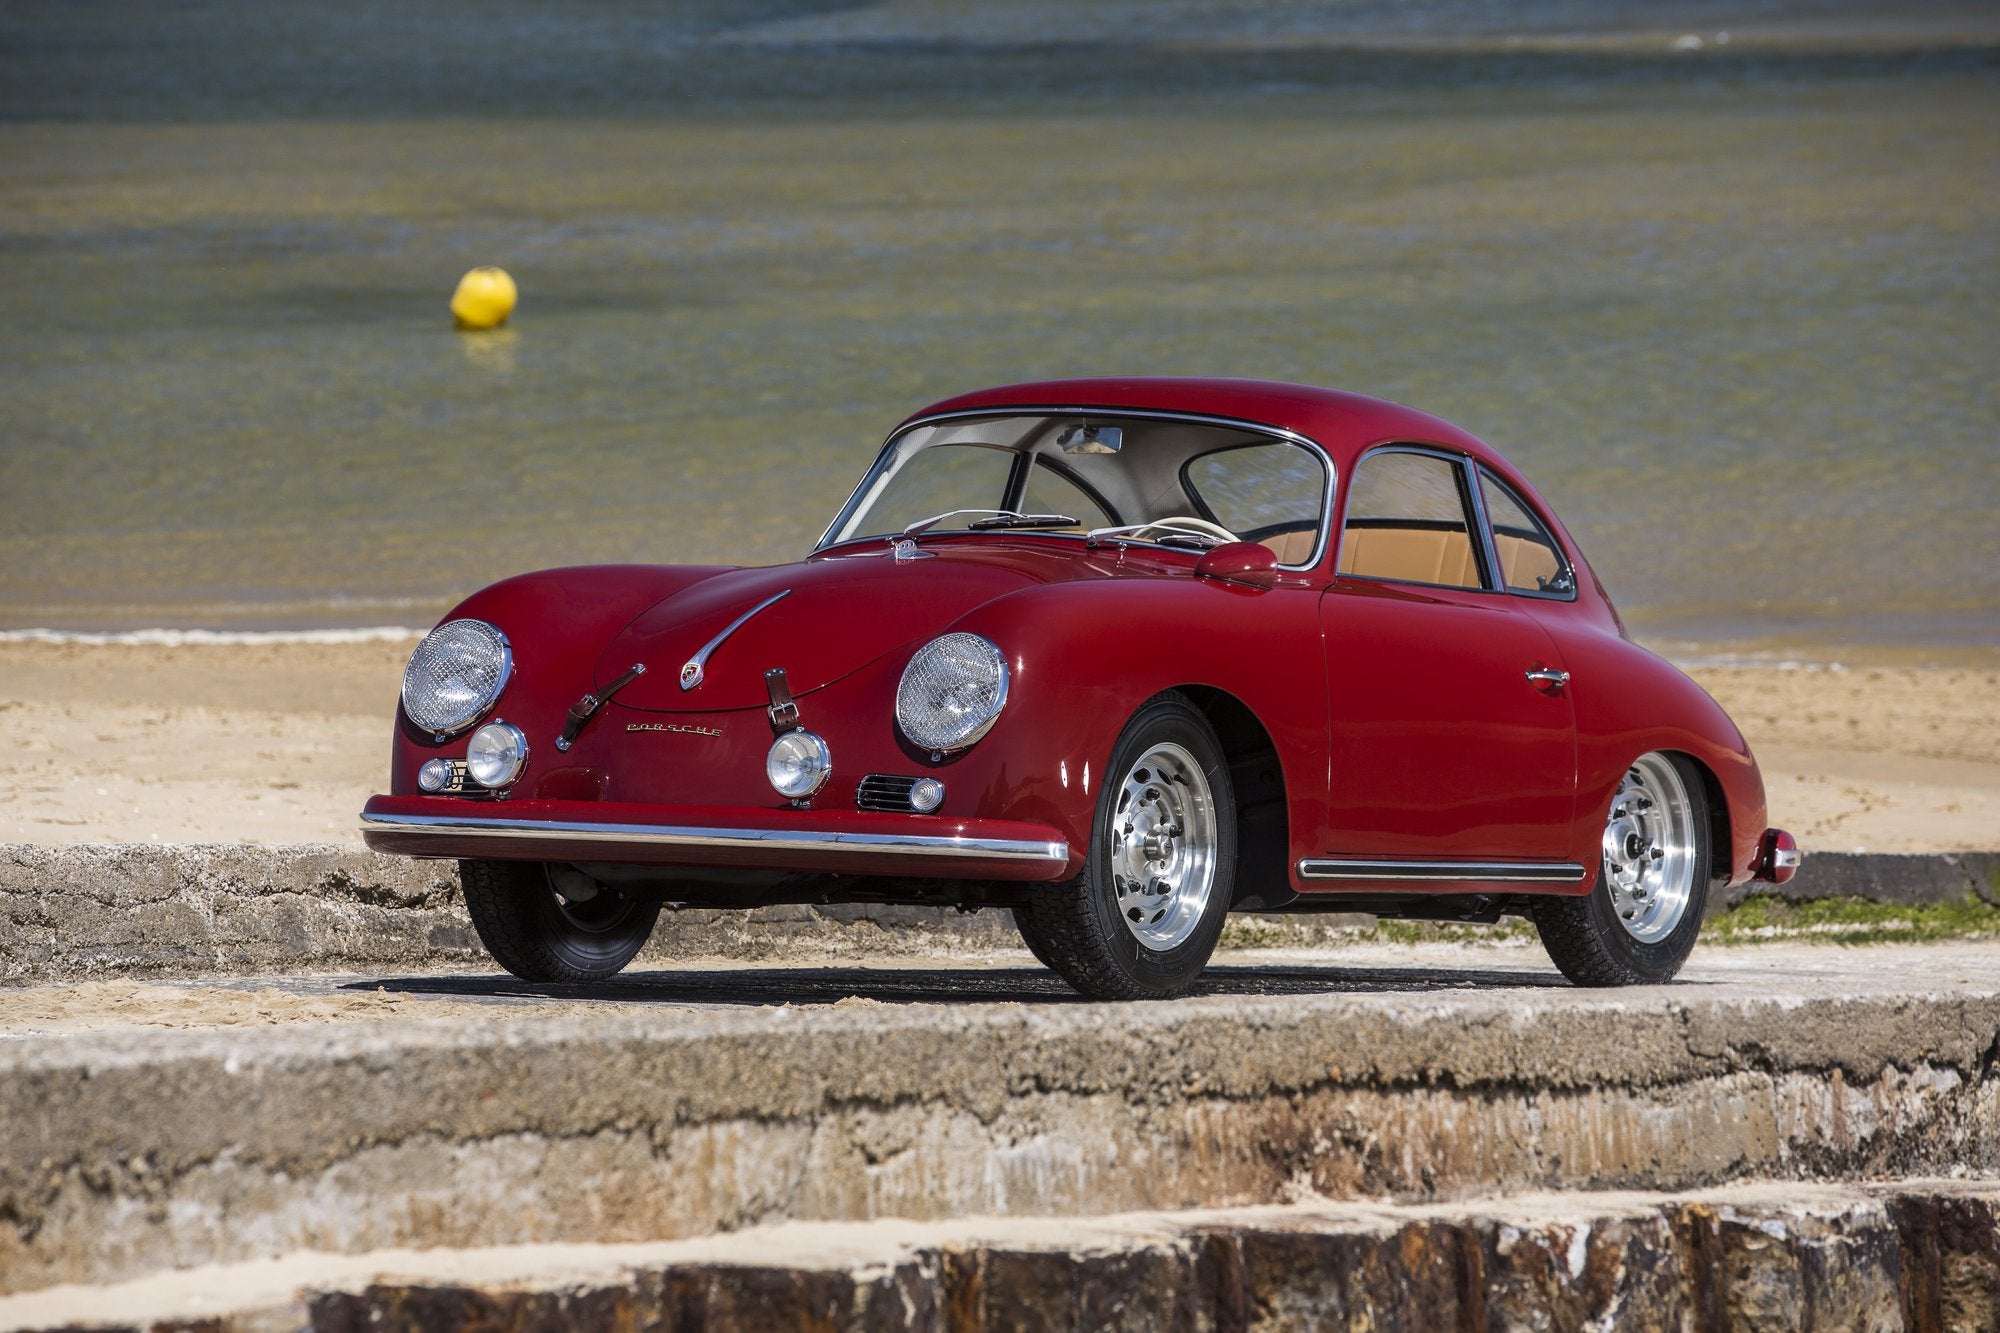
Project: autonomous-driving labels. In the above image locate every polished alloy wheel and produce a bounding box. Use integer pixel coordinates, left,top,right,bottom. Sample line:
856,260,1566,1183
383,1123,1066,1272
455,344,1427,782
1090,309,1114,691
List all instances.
1108,741,1218,950
1601,753,1699,943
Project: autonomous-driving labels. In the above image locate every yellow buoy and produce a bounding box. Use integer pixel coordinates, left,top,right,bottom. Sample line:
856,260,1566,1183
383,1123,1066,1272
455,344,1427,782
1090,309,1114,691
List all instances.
451,267,517,330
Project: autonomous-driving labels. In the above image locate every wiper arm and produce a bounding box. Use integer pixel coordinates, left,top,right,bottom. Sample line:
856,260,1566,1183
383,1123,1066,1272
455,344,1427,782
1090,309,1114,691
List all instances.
898,509,1014,541
966,512,1077,530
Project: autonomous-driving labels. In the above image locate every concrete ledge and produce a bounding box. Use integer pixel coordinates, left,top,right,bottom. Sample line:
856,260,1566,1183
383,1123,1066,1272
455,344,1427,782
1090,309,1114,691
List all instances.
5,844,1996,985
5,971,1997,1293
0,844,1027,985
1716,849,2000,910
5,1182,1994,1331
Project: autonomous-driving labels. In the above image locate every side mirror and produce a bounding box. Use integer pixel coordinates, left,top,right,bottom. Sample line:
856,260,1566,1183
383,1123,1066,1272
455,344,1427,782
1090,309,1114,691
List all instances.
1194,541,1279,588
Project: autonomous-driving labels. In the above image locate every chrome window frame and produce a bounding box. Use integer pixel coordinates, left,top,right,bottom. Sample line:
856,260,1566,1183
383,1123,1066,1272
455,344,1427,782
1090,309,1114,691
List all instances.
1333,443,1498,593
816,407,1339,573
1468,464,1579,604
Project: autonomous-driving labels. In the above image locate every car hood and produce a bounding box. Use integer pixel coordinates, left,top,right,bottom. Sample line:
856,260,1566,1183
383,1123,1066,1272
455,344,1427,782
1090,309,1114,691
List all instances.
595,548,1056,713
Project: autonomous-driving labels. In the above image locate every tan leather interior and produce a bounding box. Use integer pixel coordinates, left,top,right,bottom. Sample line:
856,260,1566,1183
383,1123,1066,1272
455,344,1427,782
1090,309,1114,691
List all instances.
1257,529,1317,565
1495,532,1561,591
1337,525,1481,588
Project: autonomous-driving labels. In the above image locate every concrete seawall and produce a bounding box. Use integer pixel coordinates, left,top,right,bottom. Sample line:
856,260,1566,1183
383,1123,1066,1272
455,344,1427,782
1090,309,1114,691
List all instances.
5,843,1995,984
6,956,1997,1294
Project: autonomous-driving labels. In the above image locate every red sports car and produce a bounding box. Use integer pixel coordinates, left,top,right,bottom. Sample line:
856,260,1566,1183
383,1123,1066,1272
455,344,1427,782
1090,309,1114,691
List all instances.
362,378,1799,998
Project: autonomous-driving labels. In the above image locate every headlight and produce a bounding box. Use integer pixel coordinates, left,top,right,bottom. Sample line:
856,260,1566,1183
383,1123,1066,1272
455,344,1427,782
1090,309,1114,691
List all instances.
466,720,528,789
402,619,512,737
767,729,832,799
896,632,1008,753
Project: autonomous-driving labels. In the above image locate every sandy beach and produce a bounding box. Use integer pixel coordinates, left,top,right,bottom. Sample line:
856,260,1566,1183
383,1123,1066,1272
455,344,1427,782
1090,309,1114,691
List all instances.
0,636,1991,854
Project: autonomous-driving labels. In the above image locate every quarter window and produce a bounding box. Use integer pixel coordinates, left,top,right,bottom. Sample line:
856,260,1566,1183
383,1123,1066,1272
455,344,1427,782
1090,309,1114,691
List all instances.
1339,450,1485,589
1182,441,1327,565
1478,470,1574,596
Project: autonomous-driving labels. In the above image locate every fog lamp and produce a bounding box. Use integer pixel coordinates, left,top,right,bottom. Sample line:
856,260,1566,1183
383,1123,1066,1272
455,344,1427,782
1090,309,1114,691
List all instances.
465,720,529,789
767,730,832,799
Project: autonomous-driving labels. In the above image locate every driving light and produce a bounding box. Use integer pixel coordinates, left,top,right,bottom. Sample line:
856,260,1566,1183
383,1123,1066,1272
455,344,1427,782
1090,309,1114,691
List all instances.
417,758,455,793
767,729,833,799
896,633,1008,753
909,777,946,812
465,720,529,788
402,619,512,737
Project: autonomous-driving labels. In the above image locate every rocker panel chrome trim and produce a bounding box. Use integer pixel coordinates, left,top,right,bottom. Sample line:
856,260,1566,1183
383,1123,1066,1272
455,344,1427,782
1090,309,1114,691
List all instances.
362,811,1068,864
1298,857,1587,883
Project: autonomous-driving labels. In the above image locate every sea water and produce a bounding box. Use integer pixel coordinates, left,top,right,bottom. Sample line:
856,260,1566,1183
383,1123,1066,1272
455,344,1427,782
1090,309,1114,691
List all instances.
2,1,1995,649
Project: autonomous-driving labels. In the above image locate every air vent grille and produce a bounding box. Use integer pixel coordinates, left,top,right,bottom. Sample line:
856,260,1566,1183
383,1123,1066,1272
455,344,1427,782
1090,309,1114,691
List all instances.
856,774,922,813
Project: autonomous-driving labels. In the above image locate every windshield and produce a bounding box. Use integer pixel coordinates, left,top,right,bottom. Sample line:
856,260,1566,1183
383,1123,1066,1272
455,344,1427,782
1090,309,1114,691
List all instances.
821,413,1331,567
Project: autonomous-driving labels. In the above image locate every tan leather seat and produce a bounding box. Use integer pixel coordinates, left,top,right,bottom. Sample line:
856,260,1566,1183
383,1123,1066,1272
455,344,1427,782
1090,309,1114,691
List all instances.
1337,526,1481,588
1495,533,1560,590
1257,530,1317,564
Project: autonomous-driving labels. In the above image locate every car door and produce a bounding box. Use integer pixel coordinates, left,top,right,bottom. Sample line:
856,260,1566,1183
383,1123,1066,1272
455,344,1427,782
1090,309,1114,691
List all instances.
1310,446,1578,878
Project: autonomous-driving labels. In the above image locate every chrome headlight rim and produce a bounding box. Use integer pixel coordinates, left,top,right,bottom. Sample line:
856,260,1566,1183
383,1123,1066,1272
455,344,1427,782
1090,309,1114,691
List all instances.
767,728,834,799
465,719,530,790
895,632,1010,755
401,618,514,740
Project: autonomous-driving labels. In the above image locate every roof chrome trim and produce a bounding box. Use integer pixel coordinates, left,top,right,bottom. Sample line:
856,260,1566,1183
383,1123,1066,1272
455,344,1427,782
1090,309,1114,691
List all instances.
1298,857,1588,883
362,811,1070,864
815,405,1339,573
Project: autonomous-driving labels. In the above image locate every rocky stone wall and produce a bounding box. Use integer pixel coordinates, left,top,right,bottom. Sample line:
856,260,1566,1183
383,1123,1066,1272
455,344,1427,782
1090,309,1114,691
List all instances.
12,1184,1995,1332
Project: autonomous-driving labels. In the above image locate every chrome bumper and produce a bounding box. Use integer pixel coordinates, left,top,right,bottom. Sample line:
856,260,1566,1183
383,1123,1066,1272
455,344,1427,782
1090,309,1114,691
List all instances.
359,809,1069,869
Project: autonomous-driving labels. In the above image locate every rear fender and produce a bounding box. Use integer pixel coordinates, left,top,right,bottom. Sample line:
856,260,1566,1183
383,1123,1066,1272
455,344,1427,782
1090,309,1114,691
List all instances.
1555,626,1768,886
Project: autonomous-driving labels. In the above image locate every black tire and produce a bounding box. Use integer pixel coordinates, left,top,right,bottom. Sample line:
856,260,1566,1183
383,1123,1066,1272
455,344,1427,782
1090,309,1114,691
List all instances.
459,859,660,983
1017,693,1236,1000
1534,751,1715,986
1011,905,1072,972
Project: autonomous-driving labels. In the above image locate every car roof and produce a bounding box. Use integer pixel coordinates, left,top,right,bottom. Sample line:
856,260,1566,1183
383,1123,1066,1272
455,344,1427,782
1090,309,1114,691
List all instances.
901,377,1502,471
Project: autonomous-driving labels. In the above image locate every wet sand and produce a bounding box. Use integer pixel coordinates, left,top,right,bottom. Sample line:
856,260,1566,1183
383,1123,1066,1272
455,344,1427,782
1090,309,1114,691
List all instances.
0,637,1992,853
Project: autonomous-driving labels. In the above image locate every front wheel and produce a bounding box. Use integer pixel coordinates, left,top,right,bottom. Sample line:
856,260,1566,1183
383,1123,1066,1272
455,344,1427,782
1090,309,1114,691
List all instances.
1016,693,1237,1000
1534,751,1714,986
459,860,660,983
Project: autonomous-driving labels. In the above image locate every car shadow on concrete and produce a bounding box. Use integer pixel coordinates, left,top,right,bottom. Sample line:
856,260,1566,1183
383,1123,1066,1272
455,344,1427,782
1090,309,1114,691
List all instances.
351,961,1577,1008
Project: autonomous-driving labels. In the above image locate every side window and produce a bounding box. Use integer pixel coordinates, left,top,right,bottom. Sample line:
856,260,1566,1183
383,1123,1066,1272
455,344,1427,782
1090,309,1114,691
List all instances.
1182,441,1327,565
1021,457,1115,530
1338,450,1485,589
1478,470,1574,596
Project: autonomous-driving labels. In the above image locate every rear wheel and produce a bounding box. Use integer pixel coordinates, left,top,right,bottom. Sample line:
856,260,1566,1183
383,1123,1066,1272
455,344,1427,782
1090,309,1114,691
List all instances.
1534,751,1713,986
1017,693,1236,1000
459,859,660,983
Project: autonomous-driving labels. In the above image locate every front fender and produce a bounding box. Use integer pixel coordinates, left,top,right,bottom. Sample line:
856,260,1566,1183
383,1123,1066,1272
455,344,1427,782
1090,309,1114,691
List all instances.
942,576,1328,872
388,564,734,786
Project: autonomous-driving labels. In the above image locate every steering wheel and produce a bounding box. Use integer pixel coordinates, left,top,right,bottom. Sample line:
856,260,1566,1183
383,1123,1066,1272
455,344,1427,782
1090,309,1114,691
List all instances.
1127,516,1239,544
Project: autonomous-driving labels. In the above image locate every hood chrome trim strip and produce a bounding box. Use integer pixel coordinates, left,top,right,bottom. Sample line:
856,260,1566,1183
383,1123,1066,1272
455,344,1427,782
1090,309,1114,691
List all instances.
362,811,1068,864
679,589,791,691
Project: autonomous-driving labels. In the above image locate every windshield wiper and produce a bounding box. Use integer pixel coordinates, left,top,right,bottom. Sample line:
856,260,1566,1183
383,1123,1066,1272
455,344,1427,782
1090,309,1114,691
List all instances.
897,509,1076,541
966,512,1076,530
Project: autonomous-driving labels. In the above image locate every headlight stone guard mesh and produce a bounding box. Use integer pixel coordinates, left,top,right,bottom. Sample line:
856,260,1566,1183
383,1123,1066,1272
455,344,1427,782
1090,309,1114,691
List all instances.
401,619,511,736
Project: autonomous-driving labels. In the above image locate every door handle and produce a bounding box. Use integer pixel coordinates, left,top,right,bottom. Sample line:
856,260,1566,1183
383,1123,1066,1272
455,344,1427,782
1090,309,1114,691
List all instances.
1525,667,1570,691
